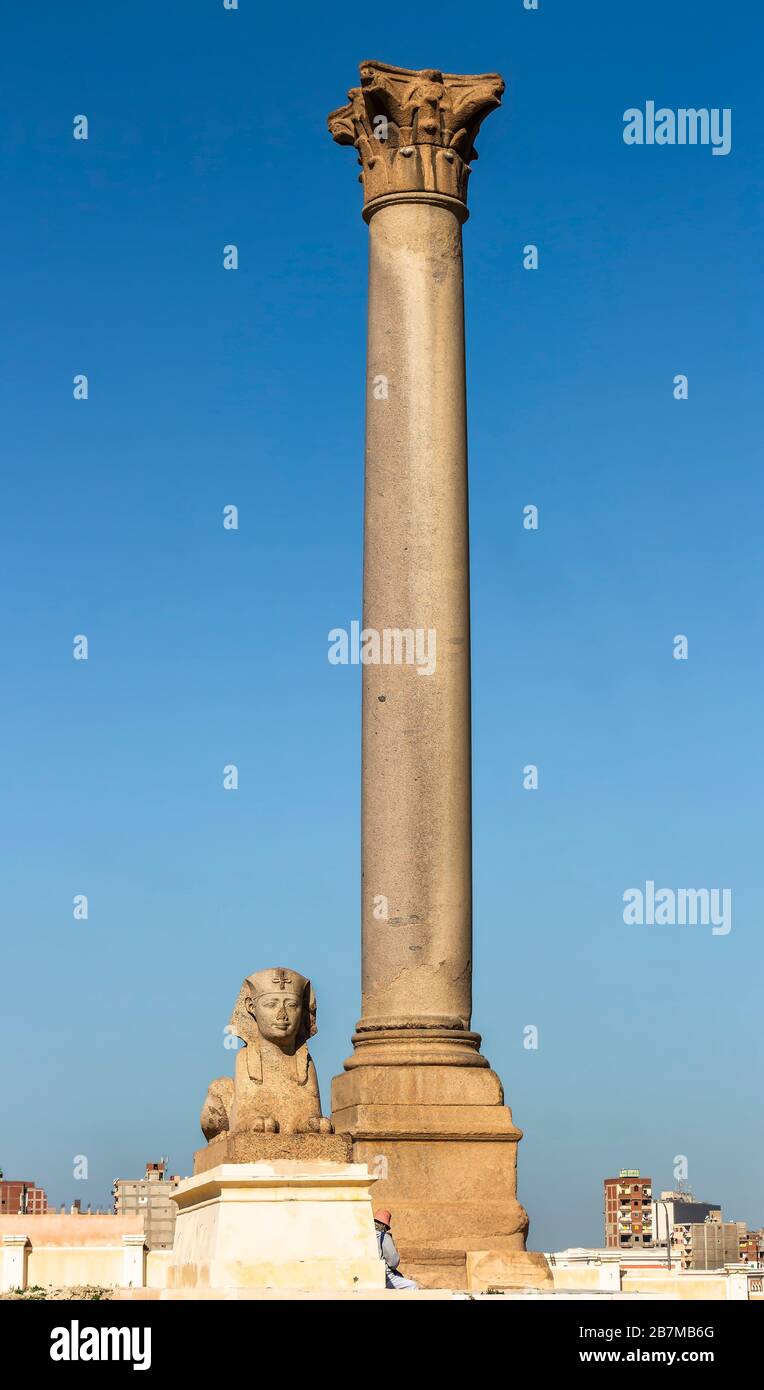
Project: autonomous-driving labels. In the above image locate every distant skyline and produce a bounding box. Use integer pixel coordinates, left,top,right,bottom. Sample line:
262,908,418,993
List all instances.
2,0,762,1252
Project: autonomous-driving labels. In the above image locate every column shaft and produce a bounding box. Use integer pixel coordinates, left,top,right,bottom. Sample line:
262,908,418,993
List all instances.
360,196,472,1033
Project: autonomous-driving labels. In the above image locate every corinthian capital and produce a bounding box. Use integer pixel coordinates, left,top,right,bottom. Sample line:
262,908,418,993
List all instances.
328,60,504,212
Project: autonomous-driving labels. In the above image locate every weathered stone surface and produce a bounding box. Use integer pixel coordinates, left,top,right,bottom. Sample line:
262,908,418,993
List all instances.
193,1131,351,1176
200,968,334,1145
466,1250,554,1293
333,1105,521,1139
395,1247,466,1291
349,1135,528,1253
333,1064,504,1108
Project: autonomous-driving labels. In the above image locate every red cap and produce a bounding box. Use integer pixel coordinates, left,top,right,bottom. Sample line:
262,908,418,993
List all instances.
374,1208,392,1226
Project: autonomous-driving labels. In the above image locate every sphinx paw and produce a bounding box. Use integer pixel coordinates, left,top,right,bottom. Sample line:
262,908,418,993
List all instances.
251,1116,279,1133
304,1116,334,1135
200,1077,234,1142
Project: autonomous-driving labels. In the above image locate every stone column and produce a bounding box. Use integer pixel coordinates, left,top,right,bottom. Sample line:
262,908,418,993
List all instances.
328,62,543,1290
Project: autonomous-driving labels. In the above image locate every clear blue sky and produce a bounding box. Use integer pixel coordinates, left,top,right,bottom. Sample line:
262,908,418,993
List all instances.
1,0,761,1251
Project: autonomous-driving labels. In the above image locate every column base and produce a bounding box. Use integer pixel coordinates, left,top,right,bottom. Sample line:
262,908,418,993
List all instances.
345,1023,490,1069
332,1049,533,1290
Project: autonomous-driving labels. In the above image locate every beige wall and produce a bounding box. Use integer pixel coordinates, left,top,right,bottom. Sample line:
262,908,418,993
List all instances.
552,1263,747,1300
146,1249,173,1288
552,1266,615,1291
623,1272,728,1299
27,1246,124,1288
0,1214,142,1245
1,1214,145,1292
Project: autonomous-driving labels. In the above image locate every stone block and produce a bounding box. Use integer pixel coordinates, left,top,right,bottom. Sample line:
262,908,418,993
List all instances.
194,1131,351,1175
466,1250,553,1292
168,1162,385,1293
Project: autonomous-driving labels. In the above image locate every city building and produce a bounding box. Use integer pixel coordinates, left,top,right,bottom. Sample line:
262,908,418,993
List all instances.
604,1170,653,1247
112,1159,181,1250
672,1220,741,1270
0,1178,48,1215
652,1189,721,1244
737,1225,764,1264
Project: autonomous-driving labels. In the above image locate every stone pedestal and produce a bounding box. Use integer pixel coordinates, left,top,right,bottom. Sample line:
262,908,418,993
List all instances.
332,1060,528,1288
193,1130,351,1175
327,61,547,1290
168,1163,384,1293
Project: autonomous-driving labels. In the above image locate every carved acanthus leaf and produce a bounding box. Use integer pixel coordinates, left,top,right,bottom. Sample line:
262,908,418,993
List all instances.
328,60,504,208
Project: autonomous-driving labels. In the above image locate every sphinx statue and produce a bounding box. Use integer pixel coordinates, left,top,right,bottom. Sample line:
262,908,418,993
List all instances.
200,967,334,1139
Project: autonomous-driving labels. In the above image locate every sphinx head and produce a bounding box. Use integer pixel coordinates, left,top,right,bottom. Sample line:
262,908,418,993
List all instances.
230,967,316,1058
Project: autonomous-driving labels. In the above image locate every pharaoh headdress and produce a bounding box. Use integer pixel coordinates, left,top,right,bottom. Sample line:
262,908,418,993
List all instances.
228,967,316,1085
